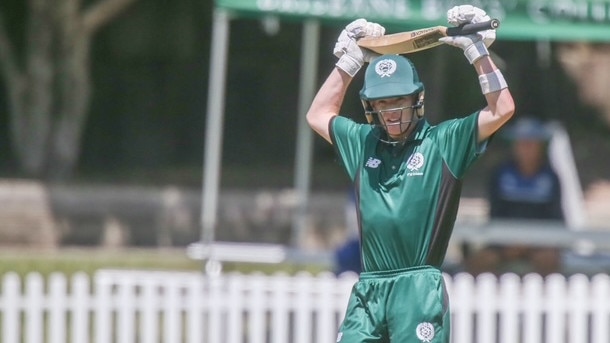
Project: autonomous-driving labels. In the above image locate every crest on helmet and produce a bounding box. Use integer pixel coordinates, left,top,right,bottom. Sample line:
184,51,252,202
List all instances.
375,59,397,78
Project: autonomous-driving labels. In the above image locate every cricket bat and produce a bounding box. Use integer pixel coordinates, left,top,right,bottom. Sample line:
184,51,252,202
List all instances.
358,19,500,54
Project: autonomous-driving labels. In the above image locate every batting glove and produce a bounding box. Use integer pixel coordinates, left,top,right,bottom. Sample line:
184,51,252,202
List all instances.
334,19,385,77
439,5,496,64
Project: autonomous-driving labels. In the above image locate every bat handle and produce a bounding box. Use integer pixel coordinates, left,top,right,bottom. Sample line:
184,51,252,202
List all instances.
446,19,500,36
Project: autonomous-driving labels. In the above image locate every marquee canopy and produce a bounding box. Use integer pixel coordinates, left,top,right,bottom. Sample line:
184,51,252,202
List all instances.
217,0,610,42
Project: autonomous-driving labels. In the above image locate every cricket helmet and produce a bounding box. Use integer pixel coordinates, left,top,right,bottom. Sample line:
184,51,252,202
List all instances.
360,54,425,124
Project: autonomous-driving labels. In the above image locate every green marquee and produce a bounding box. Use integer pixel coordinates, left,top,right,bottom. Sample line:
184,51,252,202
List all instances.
216,0,610,42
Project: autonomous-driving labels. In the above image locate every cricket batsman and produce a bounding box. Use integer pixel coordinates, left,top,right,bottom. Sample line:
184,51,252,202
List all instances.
305,5,515,342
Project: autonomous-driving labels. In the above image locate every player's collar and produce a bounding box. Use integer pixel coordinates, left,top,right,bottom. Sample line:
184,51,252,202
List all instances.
410,119,429,141
380,119,427,149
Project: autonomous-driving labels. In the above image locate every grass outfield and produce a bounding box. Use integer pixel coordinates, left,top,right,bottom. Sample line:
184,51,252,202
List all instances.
0,247,331,278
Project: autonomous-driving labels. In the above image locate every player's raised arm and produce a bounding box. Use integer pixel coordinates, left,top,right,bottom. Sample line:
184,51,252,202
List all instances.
306,19,385,144
439,5,515,142
306,69,350,144
473,55,515,141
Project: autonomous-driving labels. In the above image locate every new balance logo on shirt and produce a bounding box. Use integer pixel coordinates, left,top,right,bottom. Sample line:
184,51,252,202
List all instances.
365,157,382,168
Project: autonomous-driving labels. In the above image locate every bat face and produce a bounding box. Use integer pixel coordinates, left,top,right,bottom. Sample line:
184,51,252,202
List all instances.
358,27,446,54
357,20,499,55
410,31,445,51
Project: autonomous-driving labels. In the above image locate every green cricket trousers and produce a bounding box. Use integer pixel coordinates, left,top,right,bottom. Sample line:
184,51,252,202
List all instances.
336,265,450,343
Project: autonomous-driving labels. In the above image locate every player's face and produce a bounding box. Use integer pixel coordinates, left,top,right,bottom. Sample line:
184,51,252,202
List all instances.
371,96,418,139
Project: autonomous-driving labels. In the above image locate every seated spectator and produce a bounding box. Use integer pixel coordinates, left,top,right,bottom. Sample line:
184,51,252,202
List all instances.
335,237,361,275
334,188,361,275
465,117,564,276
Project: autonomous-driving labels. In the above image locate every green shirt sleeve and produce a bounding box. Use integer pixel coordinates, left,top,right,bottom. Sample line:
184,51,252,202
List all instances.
330,116,371,181
432,111,487,179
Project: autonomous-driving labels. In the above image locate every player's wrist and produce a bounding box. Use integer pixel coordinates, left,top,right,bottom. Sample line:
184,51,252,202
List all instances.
464,40,489,64
336,54,362,77
478,69,508,94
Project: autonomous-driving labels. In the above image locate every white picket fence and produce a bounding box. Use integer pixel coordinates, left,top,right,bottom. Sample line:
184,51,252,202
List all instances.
1,270,609,343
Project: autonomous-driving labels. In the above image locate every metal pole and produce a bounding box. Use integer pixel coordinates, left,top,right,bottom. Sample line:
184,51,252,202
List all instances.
292,20,320,247
201,9,230,275
548,122,587,229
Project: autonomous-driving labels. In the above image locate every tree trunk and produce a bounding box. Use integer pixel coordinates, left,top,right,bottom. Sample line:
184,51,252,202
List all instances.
19,0,55,176
0,0,137,180
48,0,92,180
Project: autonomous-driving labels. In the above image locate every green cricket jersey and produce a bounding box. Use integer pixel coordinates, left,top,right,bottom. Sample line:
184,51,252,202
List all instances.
330,112,486,272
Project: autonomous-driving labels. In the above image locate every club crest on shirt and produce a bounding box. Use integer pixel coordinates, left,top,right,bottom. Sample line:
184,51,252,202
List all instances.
415,322,435,342
406,152,424,176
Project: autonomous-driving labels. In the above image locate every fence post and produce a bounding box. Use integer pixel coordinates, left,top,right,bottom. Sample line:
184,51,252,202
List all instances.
452,273,475,343
523,273,544,343
499,273,520,343
294,272,314,343
140,276,159,343
476,273,498,342
164,275,183,343
591,274,610,343
225,273,244,343
248,273,267,343
25,273,44,343
546,274,568,343
207,273,224,343
187,275,204,343
2,272,20,343
48,273,68,343
71,272,91,343
117,275,135,343
568,274,590,343
95,271,113,343
270,273,290,342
